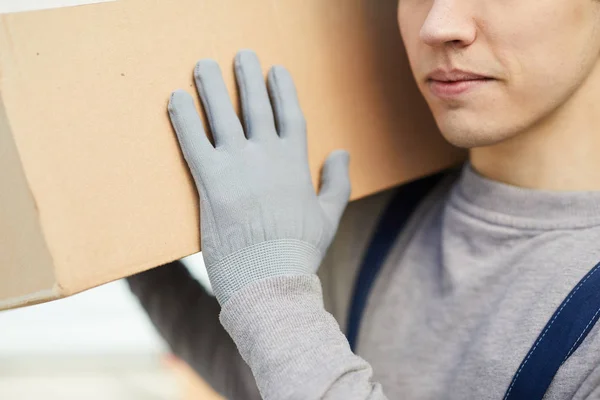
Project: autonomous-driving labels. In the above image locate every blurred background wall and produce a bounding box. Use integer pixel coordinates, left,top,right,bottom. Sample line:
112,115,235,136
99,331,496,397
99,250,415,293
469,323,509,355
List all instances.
0,253,224,400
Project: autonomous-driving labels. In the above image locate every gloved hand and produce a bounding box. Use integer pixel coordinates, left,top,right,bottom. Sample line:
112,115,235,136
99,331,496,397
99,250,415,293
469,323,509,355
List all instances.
168,50,352,306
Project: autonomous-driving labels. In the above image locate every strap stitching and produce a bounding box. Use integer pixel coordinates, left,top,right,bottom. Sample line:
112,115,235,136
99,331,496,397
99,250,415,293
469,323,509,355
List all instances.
562,305,600,364
503,263,600,399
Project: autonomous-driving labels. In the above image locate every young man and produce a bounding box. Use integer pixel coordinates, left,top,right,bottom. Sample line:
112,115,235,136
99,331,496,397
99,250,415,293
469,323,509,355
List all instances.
127,0,600,398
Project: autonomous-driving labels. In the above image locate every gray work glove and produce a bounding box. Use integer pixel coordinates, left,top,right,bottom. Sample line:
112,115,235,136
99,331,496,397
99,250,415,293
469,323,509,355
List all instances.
168,50,351,306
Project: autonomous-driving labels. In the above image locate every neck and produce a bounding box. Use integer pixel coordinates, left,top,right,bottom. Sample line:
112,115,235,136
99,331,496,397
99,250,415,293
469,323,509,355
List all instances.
470,62,600,191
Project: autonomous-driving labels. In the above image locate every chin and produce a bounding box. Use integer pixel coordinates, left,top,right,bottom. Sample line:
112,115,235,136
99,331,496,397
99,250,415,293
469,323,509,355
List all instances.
440,130,505,149
434,115,520,149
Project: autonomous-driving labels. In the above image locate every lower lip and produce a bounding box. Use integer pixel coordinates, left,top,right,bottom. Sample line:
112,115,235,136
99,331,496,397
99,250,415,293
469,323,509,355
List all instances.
428,78,492,98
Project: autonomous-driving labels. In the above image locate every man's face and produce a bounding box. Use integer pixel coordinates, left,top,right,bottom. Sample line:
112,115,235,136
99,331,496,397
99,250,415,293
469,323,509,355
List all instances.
398,0,600,148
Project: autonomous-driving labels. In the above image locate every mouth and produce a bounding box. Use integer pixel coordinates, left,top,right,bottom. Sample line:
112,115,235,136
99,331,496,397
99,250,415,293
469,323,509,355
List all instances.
425,69,495,99
427,77,494,98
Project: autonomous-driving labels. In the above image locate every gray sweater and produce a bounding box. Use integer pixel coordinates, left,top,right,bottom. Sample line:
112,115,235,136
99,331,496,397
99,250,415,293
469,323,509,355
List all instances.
128,164,600,399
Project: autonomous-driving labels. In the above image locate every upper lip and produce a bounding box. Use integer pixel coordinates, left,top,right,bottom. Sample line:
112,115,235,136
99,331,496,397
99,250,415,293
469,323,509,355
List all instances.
426,68,491,82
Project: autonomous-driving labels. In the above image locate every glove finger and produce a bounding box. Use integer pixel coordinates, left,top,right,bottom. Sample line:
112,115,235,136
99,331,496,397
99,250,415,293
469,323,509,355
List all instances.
194,59,246,149
234,50,277,141
318,150,352,226
168,90,215,175
267,65,307,141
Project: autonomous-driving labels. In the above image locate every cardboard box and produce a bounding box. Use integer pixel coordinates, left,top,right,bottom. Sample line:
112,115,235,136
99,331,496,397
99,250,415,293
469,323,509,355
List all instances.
0,0,464,310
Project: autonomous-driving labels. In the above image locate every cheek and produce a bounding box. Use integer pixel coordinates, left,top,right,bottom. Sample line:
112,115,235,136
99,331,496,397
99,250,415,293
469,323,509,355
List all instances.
397,2,431,69
490,0,600,120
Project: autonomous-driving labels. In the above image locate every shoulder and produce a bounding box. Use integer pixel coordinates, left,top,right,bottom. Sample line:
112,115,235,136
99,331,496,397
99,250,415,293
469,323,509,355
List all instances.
318,186,396,329
318,168,460,328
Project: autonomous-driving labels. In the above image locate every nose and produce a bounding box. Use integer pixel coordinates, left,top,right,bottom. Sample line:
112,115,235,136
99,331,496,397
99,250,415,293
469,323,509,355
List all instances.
419,0,476,48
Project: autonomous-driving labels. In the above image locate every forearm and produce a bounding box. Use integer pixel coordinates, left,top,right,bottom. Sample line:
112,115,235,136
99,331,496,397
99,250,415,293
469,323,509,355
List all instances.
220,274,387,400
126,262,260,400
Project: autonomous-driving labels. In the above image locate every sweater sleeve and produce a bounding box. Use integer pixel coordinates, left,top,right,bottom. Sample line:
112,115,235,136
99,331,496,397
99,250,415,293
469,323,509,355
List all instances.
126,261,261,400
219,274,388,400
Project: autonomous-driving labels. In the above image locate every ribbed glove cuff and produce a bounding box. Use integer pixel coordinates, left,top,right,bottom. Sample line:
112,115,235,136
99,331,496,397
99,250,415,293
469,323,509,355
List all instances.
208,238,322,305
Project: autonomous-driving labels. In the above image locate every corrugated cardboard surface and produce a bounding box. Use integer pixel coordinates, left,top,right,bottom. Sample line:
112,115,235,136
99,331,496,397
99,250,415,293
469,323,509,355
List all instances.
0,0,463,309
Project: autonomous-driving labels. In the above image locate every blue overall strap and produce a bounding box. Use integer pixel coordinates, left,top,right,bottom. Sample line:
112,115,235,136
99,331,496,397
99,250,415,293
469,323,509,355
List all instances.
504,261,600,400
346,171,447,351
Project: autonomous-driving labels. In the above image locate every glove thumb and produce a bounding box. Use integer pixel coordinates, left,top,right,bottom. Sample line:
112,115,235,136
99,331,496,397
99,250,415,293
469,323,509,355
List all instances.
318,149,352,226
